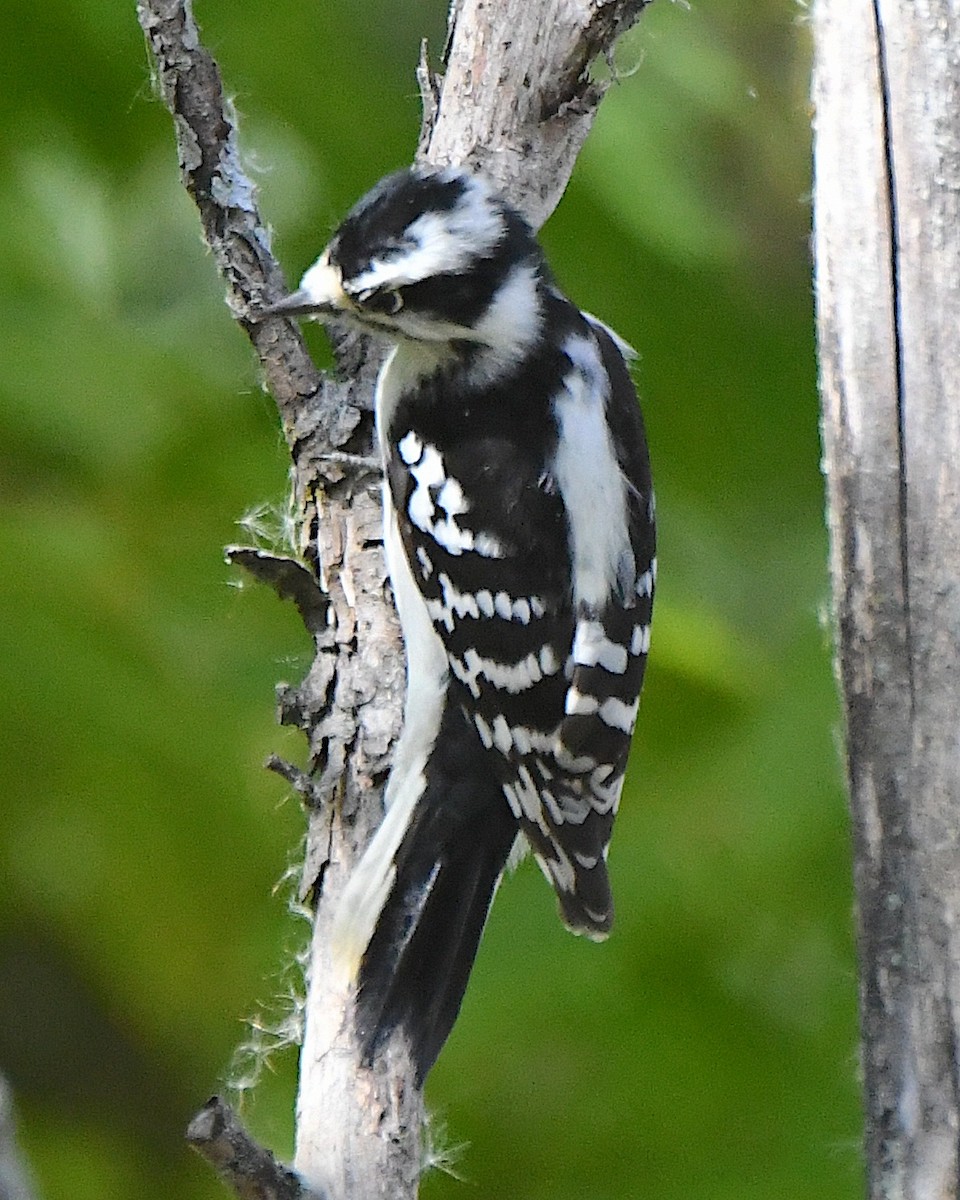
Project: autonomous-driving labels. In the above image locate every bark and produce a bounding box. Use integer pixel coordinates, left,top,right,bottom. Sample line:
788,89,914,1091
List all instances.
813,2,960,1196
137,0,653,1196
186,1098,322,1200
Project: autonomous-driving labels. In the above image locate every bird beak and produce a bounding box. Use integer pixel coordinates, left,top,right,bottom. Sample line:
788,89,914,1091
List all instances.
259,288,325,319
258,254,355,322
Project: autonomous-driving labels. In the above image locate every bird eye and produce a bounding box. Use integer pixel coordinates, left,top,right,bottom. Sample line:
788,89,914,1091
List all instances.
358,288,404,316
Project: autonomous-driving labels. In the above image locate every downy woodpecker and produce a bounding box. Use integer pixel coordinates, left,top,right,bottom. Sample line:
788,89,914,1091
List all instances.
265,165,656,1082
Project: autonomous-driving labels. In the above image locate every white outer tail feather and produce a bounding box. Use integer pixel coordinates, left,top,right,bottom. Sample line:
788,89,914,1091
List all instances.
331,494,448,985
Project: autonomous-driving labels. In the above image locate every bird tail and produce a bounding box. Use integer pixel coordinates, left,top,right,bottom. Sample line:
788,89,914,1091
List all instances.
331,702,517,1084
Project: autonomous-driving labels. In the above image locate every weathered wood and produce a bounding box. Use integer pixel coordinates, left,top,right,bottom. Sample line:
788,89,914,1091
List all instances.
186,1097,325,1200
813,2,960,1194
422,0,650,226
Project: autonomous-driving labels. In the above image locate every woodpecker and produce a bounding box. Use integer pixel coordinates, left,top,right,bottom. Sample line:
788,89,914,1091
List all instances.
264,165,655,1083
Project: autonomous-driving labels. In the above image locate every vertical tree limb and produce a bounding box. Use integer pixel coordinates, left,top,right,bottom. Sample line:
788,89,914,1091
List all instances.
137,0,653,1196
422,0,650,224
813,2,960,1194
0,1077,39,1200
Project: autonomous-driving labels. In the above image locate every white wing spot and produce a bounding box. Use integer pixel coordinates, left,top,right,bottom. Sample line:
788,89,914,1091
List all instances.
513,722,551,757
501,782,523,819
475,649,543,694
415,546,433,579
510,723,533,755
543,786,592,826
591,776,623,815
431,578,550,652
565,688,599,717
398,431,423,465
412,443,445,488
582,904,612,932
473,531,505,558
541,789,563,826
491,714,514,757
430,518,475,556
405,442,505,558
630,623,651,656
535,756,555,780
436,477,468,516
484,590,545,622
529,729,561,755
598,696,639,732
572,620,629,674
555,746,598,773
452,661,481,698
516,774,550,834
438,572,481,620
539,644,561,675
512,597,531,624
539,848,576,895
425,596,454,633
476,589,495,617
474,712,494,750
408,483,435,532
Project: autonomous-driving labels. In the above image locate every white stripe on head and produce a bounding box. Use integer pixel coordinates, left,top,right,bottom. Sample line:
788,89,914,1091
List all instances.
349,173,505,296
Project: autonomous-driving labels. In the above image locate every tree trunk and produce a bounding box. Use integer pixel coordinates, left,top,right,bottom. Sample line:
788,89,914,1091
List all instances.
813,2,960,1195
137,0,654,1196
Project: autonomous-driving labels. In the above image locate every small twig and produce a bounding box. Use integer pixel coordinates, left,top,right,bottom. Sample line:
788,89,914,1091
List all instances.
266,753,325,808
187,1097,324,1200
225,547,329,635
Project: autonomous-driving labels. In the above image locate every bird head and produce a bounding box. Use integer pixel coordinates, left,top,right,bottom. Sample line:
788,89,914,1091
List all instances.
262,166,546,354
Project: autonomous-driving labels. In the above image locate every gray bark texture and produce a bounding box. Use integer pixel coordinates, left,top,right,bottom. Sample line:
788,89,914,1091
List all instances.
813,2,960,1195
136,0,653,1197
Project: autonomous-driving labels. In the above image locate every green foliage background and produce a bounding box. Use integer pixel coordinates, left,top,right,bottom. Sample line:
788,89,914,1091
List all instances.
0,1,861,1197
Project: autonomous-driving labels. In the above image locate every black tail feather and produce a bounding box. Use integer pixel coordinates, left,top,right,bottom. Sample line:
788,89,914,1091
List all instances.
354,703,517,1083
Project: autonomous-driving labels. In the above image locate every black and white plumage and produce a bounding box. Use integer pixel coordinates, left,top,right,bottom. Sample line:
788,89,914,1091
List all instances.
266,166,656,1083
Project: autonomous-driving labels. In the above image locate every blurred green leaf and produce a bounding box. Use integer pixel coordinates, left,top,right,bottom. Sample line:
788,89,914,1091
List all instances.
0,1,858,1198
